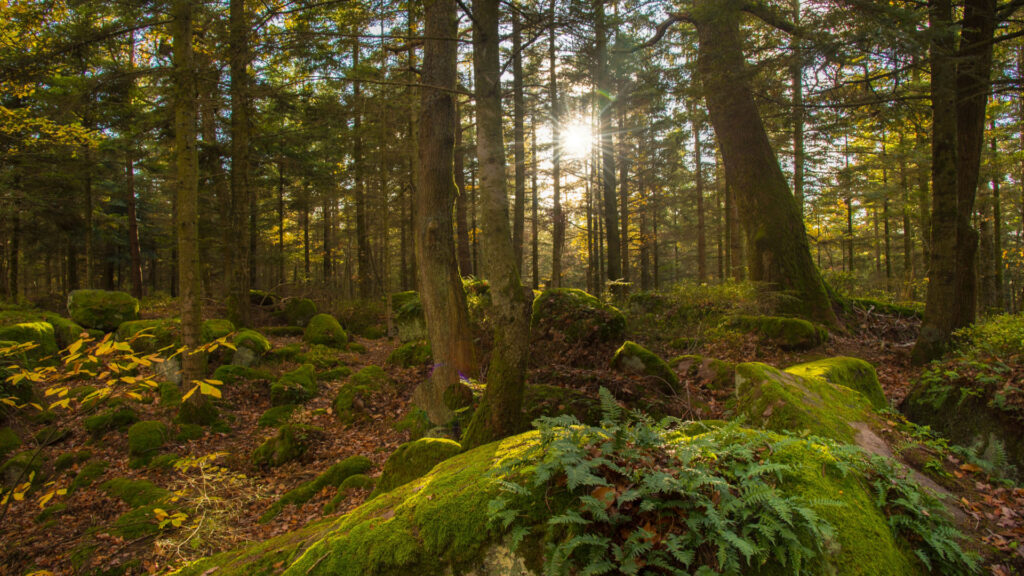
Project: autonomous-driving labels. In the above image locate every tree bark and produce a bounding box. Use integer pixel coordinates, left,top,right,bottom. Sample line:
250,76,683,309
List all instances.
455,103,472,275
596,0,621,287
228,0,252,326
353,40,373,298
463,0,532,449
512,11,526,273
413,0,478,425
548,2,563,288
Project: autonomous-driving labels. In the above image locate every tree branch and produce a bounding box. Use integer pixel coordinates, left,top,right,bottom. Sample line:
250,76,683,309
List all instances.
742,1,797,35
634,12,693,51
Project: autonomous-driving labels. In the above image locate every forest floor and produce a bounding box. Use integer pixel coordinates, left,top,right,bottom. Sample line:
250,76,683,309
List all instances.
0,301,1022,576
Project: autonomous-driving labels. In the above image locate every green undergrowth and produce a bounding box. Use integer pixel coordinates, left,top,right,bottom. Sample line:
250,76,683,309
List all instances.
260,456,373,522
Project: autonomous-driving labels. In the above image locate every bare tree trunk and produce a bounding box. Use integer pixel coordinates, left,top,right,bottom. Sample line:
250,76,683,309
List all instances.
512,11,526,273
596,0,620,287
455,103,472,275
531,116,540,290
548,3,563,288
353,40,373,298
228,0,252,325
790,0,805,217
413,0,478,425
694,111,706,283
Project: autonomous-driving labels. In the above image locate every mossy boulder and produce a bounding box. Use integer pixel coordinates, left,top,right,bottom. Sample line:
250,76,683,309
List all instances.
250,289,280,307
258,404,299,428
175,427,928,576
177,397,220,426
734,361,875,443
1,450,45,488
0,427,20,460
333,365,392,425
67,289,140,332
263,325,306,337
670,355,736,391
0,321,57,358
201,318,235,343
34,425,69,446
282,298,318,327
127,420,168,462
100,477,171,507
69,460,107,492
304,313,348,348
787,356,887,410
522,384,603,425
531,288,626,365
270,364,318,406
38,312,86,348
610,341,678,394
392,290,427,342
211,364,272,386
84,406,138,436
324,474,377,514
721,314,828,350
115,318,180,353
252,424,322,468
387,340,432,368
369,437,462,498
234,329,271,355
260,455,373,522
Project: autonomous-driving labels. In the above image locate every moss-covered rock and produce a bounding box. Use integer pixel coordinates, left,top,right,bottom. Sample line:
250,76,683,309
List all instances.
282,298,318,327
175,427,928,576
84,406,138,436
1,450,45,488
38,312,86,349
387,340,432,368
258,404,299,428
304,314,347,348
610,341,678,394
34,425,69,446
333,366,392,425
233,329,271,356
201,318,236,343
670,355,736,391
263,325,306,337
127,420,168,462
720,314,828,350
252,424,322,468
369,438,462,498
260,455,373,522
531,288,626,365
53,449,91,475
177,397,220,426
787,356,887,410
115,318,180,353
0,427,20,460
392,290,427,342
734,362,874,443
270,364,318,406
100,477,171,507
110,504,163,539
158,381,183,408
250,289,280,307
298,343,347,370
0,321,57,358
69,460,107,493
67,289,140,332
522,384,602,425
324,474,377,514
265,343,302,364
392,407,433,440
211,364,272,386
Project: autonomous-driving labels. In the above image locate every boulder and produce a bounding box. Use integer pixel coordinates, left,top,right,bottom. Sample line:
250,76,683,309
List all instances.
115,319,180,353
531,288,626,365
610,340,678,394
67,289,139,332
0,321,57,358
260,456,373,522
369,438,462,498
670,354,736,391
334,365,393,425
252,424,322,468
304,313,348,348
282,298,318,327
127,420,168,464
201,319,235,343
387,340,432,368
720,314,828,350
786,356,887,410
270,364,318,406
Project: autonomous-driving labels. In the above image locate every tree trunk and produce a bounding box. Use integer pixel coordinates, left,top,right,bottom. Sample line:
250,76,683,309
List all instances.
992,131,1003,309
694,112,706,283
618,94,630,285
548,3,563,288
790,0,805,217
463,0,532,449
124,32,143,300
413,0,478,425
693,1,834,325
353,40,373,298
596,0,621,287
511,11,526,273
531,116,540,290
277,162,285,286
455,103,472,275
228,0,252,326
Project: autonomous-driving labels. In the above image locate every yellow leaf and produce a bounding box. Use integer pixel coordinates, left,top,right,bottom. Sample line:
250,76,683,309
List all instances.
199,383,222,399
205,379,223,386
38,491,54,508
181,385,200,402
49,398,71,410
67,339,83,355
125,392,142,401
153,508,168,521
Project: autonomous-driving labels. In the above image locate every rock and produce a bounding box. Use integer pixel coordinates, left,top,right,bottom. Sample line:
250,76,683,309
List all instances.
720,314,828,350
84,406,138,437
258,404,299,428
260,456,373,522
334,366,392,425
392,291,427,342
127,420,168,463
0,321,57,358
522,384,603,425
610,341,678,394
786,356,887,410
531,288,626,365
387,340,431,368
270,364,318,406
231,345,258,368
211,364,272,386
370,438,462,498
1,450,45,488
304,313,348,348
155,355,182,384
669,355,736,391
34,426,69,447
252,424,322,468
99,478,171,507
324,474,377,514
0,427,21,460
201,319,235,343
281,298,318,327
250,289,280,307
233,329,271,357
37,313,86,349
734,361,875,442
67,289,140,332
115,319,180,353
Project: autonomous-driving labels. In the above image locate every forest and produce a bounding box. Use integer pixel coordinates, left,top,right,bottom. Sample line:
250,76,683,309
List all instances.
1,0,1024,574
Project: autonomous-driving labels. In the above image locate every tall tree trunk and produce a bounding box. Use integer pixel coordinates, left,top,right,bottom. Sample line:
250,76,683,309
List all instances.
172,0,206,407
511,11,526,273
277,162,285,286
790,0,805,216
124,31,143,300
353,40,373,298
596,0,621,287
694,112,706,283
463,0,532,449
228,0,252,326
693,1,834,324
548,3,563,288
413,0,478,425
992,131,1003,309
455,103,472,275
531,116,540,290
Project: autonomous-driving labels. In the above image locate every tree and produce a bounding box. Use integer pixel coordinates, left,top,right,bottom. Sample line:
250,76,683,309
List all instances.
227,0,252,327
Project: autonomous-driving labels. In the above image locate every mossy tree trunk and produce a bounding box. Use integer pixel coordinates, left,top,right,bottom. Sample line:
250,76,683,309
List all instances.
548,1,564,288
413,0,478,425
596,0,621,288
692,0,835,326
227,0,252,327
462,0,532,449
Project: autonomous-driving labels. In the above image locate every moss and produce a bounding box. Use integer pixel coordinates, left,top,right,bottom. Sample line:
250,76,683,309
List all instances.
263,325,306,337
67,289,140,332
150,454,180,470
391,290,427,342
387,340,432,368
252,424,322,468
370,438,462,498
734,362,873,443
271,364,318,406
250,289,280,307
176,423,205,441
670,355,736,391
84,406,138,436
69,460,107,492
1,449,46,487
258,404,299,428
849,297,923,319
282,298,319,327
324,474,377,514
127,420,168,462
304,314,348,348
320,367,353,381
392,408,433,440
35,501,67,524
260,455,373,522
531,288,627,365
201,318,235,343
265,343,302,364
522,384,602,425
0,321,58,357
610,341,679,394
233,329,271,355
110,504,162,539
100,477,171,507
34,425,69,446
38,312,86,348
721,314,828,350
298,343,347,369
786,356,888,410
115,319,180,353
158,381,183,408
0,427,20,460
212,364,272,386
54,449,91,474
334,365,391,425
347,342,367,354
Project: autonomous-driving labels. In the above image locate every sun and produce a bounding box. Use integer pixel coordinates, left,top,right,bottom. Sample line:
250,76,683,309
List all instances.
561,120,593,160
